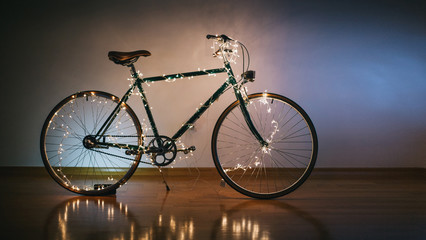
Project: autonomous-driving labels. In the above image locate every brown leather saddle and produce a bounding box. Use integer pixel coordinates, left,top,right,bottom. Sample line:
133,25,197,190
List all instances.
108,50,151,66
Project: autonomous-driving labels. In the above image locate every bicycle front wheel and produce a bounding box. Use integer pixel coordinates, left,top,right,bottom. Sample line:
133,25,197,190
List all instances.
212,93,318,199
40,91,142,195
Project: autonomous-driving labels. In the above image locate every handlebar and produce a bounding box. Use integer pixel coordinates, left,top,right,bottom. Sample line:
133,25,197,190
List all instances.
206,34,233,42
207,33,251,74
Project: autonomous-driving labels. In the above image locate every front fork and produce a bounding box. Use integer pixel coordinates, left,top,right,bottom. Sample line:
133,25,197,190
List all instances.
225,63,268,147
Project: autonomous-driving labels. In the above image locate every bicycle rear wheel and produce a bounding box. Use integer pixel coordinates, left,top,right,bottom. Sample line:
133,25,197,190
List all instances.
212,93,318,199
40,91,142,195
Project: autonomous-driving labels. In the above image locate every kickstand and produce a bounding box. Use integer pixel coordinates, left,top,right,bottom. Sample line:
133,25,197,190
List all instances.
157,166,170,191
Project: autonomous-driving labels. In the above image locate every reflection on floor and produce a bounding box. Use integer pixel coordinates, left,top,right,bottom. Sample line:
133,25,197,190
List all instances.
0,168,425,240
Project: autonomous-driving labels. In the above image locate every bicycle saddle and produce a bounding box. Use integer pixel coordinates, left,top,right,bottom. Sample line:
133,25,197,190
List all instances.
108,50,151,66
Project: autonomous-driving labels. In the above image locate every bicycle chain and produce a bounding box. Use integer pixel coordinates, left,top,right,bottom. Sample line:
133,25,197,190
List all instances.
89,135,155,165
105,135,156,138
91,135,174,166
89,148,153,165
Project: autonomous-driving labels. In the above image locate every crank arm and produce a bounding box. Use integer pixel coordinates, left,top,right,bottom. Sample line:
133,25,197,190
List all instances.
177,146,196,154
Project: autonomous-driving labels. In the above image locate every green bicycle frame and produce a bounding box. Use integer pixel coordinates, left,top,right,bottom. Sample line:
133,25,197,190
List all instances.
94,61,267,152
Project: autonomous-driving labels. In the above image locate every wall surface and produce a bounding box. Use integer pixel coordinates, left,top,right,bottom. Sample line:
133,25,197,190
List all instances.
1,0,425,168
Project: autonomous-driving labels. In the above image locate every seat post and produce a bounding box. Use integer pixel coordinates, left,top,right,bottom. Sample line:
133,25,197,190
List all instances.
128,64,138,78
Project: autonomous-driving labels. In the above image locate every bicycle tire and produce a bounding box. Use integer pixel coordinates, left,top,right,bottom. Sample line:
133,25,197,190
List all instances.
40,91,142,195
212,93,318,199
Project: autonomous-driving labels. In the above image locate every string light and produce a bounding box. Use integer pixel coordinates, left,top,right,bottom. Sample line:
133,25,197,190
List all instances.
211,38,240,64
45,35,269,191
46,92,142,191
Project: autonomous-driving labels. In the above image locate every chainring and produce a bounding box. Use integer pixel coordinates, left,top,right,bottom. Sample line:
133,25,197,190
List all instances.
148,136,177,166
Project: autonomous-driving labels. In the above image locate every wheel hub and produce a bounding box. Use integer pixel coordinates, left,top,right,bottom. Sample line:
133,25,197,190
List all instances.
83,135,97,149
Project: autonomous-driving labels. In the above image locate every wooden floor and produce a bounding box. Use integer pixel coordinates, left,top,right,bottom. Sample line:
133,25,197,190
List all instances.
0,167,424,240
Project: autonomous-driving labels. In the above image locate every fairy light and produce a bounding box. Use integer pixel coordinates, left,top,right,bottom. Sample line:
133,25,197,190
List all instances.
211,38,240,64
46,93,136,192
260,90,268,105
261,146,271,154
45,36,248,190
254,157,260,167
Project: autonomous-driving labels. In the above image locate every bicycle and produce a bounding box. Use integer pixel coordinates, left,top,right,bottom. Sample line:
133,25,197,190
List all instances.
40,34,318,199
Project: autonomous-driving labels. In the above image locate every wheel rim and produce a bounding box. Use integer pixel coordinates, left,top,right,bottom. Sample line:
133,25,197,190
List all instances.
212,93,318,198
40,91,142,194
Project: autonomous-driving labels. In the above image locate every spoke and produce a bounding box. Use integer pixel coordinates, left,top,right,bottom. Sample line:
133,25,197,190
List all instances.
228,110,252,134
272,148,311,165
42,92,141,193
213,94,316,197
220,122,254,140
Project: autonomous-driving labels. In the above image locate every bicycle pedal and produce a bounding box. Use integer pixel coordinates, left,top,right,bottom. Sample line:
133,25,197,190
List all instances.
179,146,196,154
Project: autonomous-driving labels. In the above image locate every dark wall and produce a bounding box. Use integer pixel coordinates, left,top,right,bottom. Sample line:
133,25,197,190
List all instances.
1,0,425,167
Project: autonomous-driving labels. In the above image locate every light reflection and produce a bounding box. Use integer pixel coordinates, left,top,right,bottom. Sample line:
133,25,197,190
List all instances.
214,201,330,240
46,196,139,240
222,212,264,239
45,197,329,240
221,213,228,229
229,216,269,240
45,196,197,240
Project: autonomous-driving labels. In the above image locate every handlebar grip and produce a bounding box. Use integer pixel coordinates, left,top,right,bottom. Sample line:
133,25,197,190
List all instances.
206,34,217,39
206,34,232,42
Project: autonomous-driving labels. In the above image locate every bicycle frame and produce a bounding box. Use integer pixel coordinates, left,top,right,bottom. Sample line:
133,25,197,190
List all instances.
40,34,318,198
93,55,266,154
